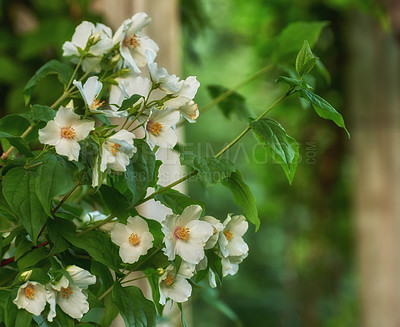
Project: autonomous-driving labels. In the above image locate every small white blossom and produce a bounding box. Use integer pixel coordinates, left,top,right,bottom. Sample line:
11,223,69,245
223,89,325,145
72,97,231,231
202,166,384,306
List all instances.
38,106,95,161
218,214,249,258
111,216,154,264
145,108,180,149
161,205,213,264
48,265,96,320
113,12,159,73
203,216,224,250
159,264,192,305
178,100,199,123
63,21,113,72
13,281,49,316
147,56,180,94
100,130,136,172
221,253,248,277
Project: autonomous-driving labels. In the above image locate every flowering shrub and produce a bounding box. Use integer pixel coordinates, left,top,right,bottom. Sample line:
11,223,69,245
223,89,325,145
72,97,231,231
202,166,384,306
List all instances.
0,12,348,327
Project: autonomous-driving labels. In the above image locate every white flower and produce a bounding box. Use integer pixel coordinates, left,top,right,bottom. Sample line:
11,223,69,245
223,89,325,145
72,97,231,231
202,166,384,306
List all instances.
79,210,115,232
175,76,200,100
159,264,192,305
178,100,199,123
109,74,151,112
111,216,154,264
63,21,113,72
161,205,213,264
221,253,248,277
48,265,96,320
38,106,95,161
113,12,159,73
147,55,180,94
13,281,49,316
145,108,180,148
100,130,136,172
203,216,224,250
218,214,249,258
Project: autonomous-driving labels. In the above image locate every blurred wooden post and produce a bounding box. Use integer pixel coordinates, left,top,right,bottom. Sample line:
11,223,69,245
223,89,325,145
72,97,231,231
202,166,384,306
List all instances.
348,12,400,327
92,0,185,326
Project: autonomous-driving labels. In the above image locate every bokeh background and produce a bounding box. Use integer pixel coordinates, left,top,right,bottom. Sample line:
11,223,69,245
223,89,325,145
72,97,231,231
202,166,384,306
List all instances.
1,0,399,326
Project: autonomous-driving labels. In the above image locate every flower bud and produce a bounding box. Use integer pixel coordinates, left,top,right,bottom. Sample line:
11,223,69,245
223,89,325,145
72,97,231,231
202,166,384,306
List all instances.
157,268,165,276
19,270,33,282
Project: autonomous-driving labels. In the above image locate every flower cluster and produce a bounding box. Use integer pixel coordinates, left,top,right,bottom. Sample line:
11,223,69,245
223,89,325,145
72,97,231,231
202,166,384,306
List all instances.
39,12,199,187
14,265,96,320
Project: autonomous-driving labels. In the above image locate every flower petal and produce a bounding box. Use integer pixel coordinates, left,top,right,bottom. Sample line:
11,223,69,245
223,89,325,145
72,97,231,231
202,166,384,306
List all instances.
55,138,81,161
38,121,61,146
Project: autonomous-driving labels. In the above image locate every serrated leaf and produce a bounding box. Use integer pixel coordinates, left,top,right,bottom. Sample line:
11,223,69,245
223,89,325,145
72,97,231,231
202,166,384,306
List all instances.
295,40,318,77
207,85,252,120
300,89,350,138
119,94,143,111
273,21,328,61
112,282,157,327
31,104,56,122
23,60,74,105
154,189,205,215
221,170,259,231
180,152,235,185
36,153,76,216
63,229,121,271
250,118,299,183
2,167,48,242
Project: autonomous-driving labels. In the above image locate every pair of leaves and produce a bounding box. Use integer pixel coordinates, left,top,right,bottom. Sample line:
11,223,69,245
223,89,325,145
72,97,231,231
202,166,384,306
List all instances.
2,154,76,241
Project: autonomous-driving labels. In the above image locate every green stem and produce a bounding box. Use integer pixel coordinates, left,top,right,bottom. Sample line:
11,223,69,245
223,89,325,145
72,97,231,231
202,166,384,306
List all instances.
52,183,80,215
201,64,273,114
121,274,153,285
138,89,292,205
66,56,83,91
77,215,115,236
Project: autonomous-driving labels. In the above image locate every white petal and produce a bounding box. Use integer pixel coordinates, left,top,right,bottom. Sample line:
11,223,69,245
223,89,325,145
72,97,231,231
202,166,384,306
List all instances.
111,223,130,247
54,106,80,127
83,76,103,106
150,108,180,126
226,237,249,257
126,216,150,233
71,120,95,140
147,125,177,149
177,205,203,226
175,76,200,99
62,41,79,57
71,21,94,49
13,282,48,316
66,265,96,289
55,138,80,161
57,285,89,319
227,215,248,237
38,121,61,146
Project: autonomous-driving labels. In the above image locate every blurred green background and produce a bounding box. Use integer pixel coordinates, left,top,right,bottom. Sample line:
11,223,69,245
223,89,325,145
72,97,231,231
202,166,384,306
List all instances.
0,0,392,326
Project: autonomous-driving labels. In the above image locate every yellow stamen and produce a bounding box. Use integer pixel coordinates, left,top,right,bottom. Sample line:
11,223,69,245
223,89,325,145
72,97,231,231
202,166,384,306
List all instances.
123,34,140,49
164,275,175,286
174,226,190,241
60,286,73,299
110,143,121,156
224,229,233,241
60,126,76,139
90,96,105,110
128,233,140,246
147,122,162,136
24,284,35,299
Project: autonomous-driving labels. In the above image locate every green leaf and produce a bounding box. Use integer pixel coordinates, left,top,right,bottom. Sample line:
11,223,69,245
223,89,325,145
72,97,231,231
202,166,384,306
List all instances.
0,132,33,157
17,247,49,271
36,153,76,216
100,293,119,327
154,189,205,215
14,235,32,261
180,152,235,185
273,21,328,61
143,268,163,316
207,85,252,121
295,40,318,77
300,89,350,138
221,170,259,231
91,261,114,296
4,292,18,327
100,185,132,220
64,230,121,271
31,104,56,122
112,282,157,327
124,139,156,204
276,76,301,88
23,60,74,105
47,218,71,255
250,118,300,183
3,167,48,242
15,308,32,327
118,94,143,111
